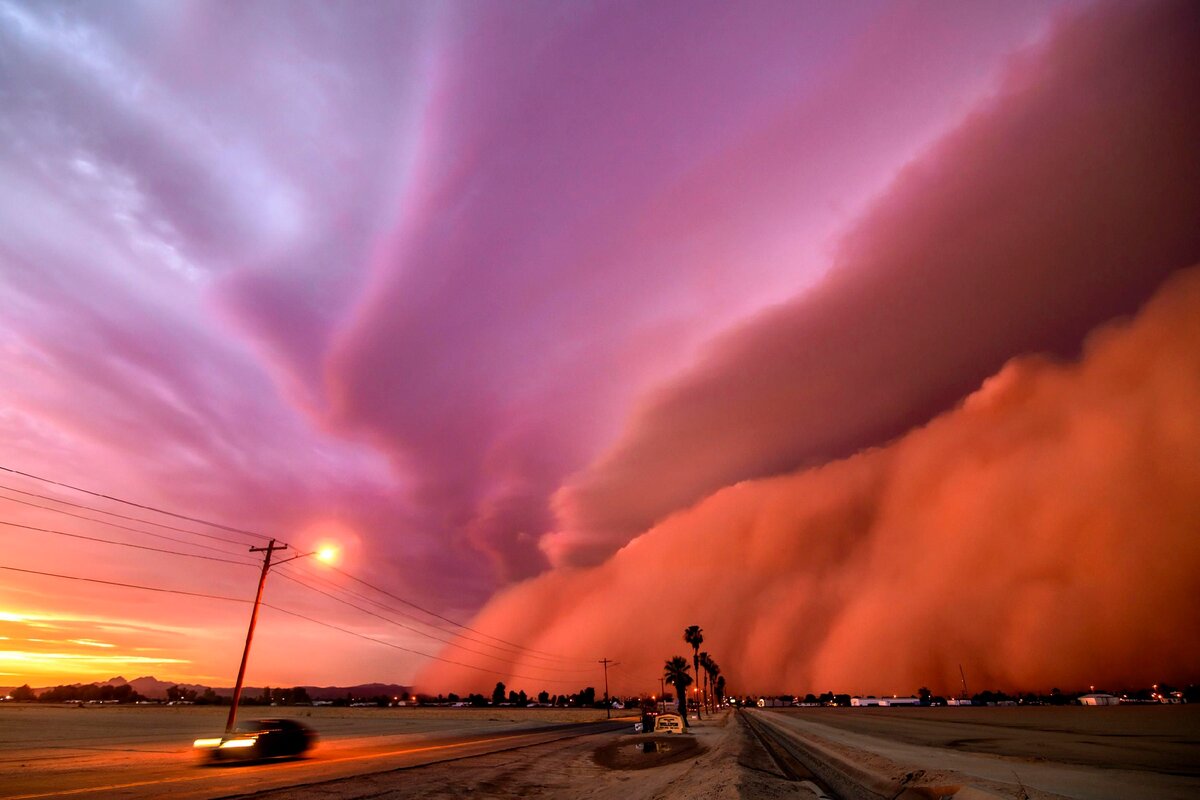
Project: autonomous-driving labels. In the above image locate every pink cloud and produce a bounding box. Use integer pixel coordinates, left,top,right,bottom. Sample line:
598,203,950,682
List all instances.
420,262,1200,695
548,0,1200,566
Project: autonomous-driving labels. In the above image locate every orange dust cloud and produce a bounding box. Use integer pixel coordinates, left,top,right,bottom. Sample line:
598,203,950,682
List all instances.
418,265,1200,696
544,0,1200,568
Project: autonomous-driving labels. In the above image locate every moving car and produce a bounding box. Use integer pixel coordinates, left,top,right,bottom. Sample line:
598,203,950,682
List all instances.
194,718,316,762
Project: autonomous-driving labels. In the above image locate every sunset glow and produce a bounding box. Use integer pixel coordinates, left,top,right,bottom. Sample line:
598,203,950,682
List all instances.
1,0,1198,698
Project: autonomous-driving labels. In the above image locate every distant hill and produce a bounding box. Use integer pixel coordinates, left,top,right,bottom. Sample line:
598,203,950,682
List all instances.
303,682,413,701
3,675,411,701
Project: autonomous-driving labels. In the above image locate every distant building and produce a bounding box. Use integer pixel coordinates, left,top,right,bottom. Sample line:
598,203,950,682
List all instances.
1078,693,1120,706
879,696,920,706
851,696,880,706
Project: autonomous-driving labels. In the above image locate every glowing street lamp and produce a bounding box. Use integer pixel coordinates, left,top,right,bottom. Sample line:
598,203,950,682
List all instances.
224,539,336,733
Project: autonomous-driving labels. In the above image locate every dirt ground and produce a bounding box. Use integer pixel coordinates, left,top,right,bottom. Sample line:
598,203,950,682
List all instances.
7,703,1194,799
758,705,1200,800
235,709,824,800
0,703,620,800
768,705,1200,774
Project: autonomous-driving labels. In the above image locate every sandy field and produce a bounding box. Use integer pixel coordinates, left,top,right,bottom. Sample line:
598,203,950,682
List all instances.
232,708,822,800
0,704,816,800
769,705,1200,774
0,702,613,747
4,703,1198,799
0,703,619,800
759,705,1200,799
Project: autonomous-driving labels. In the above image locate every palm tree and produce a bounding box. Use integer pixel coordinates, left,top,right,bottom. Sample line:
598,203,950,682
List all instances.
698,651,712,714
663,656,693,723
709,660,721,712
700,655,720,713
683,626,704,719
715,675,726,707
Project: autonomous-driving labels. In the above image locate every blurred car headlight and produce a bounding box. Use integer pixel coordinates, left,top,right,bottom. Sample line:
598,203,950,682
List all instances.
219,738,258,749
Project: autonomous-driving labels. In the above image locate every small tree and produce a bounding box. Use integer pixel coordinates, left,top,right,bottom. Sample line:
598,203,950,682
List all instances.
706,659,721,713
9,684,36,702
683,627,704,719
492,682,506,705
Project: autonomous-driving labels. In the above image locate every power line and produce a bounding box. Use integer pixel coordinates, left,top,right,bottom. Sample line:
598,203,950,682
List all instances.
0,482,260,549
0,518,260,567
260,603,587,685
0,465,274,544
0,563,589,685
328,564,591,664
0,490,260,561
0,564,252,603
271,569,594,675
0,465,589,666
278,562,581,666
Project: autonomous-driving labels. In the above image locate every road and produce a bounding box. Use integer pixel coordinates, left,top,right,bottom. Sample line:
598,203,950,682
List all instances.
0,705,629,800
758,705,1200,799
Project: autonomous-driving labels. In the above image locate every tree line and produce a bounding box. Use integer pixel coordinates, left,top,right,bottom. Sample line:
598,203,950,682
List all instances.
662,625,727,725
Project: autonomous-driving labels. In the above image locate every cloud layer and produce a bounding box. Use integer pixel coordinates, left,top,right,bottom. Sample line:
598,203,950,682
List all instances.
423,262,1200,695
547,0,1200,566
2,0,1197,689
417,0,1200,694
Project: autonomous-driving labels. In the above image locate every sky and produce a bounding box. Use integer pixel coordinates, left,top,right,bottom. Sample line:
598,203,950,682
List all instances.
1,0,1198,696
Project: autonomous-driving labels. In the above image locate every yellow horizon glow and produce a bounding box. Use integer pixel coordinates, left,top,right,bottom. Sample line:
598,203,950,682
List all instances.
1,605,201,686
0,649,192,686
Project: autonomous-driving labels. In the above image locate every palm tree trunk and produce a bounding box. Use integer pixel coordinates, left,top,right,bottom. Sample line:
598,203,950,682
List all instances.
692,651,702,720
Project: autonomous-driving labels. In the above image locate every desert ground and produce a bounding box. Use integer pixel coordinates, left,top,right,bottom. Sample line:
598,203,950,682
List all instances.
0,704,625,800
756,705,1200,800
1,703,1197,799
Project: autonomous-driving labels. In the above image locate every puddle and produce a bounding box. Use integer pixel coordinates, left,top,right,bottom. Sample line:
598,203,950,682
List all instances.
595,735,701,770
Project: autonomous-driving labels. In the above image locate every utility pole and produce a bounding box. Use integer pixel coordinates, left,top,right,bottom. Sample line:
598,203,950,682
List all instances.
959,664,969,702
598,658,617,719
225,539,287,733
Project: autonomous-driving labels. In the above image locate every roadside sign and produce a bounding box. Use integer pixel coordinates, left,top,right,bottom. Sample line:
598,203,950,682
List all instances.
654,714,684,733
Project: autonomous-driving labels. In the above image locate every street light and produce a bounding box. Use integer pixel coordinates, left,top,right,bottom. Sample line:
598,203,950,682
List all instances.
224,539,337,733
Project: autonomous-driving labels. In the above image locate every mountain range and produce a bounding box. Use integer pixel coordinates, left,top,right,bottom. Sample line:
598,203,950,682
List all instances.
3,675,411,701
